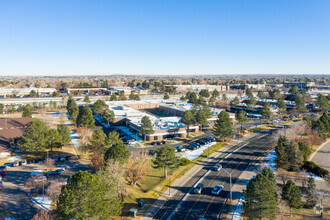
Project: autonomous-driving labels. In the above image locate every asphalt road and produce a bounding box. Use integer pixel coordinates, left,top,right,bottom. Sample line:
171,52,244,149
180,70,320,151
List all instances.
153,130,277,220
311,140,330,172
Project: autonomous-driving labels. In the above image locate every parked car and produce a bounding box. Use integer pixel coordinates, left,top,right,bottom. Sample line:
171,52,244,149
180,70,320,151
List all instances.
47,168,65,176
211,185,223,195
12,160,19,167
66,155,72,161
59,155,66,162
0,166,7,177
156,141,162,145
151,142,156,145
53,155,59,162
149,150,157,156
0,181,2,190
20,159,27,166
35,158,44,163
161,140,167,145
175,146,182,152
194,183,204,194
34,175,47,182
212,163,222,171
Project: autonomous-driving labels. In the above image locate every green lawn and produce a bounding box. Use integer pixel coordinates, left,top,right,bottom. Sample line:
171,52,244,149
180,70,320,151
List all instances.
248,125,269,133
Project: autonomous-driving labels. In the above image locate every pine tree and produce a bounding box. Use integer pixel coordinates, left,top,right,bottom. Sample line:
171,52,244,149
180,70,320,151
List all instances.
213,111,233,140
295,95,307,113
277,99,287,116
243,174,277,219
317,93,329,112
89,129,108,152
84,95,90,103
93,99,107,114
181,111,196,137
306,177,318,208
261,102,272,120
19,120,50,152
275,136,290,170
102,109,115,126
57,124,71,147
66,96,79,123
163,93,170,99
140,116,154,141
47,129,61,151
153,146,179,177
104,142,130,164
260,167,276,186
22,105,33,117
212,89,220,97
230,96,240,106
282,180,302,216
77,106,95,129
246,87,253,98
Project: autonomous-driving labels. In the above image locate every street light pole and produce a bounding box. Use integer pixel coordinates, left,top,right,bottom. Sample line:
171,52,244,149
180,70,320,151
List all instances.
222,168,232,201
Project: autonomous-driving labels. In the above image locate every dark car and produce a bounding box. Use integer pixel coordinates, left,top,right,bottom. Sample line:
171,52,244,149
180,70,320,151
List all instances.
151,142,156,145
175,146,182,152
47,168,65,176
161,140,167,145
149,150,157,156
35,158,44,163
0,166,7,177
156,141,162,145
65,155,72,161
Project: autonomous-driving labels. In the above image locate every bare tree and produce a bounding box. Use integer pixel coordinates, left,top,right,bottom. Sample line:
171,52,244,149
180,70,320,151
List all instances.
31,209,57,220
44,157,55,171
46,178,66,204
104,159,127,198
76,126,93,154
125,152,149,186
90,150,104,172
277,168,290,185
25,174,44,193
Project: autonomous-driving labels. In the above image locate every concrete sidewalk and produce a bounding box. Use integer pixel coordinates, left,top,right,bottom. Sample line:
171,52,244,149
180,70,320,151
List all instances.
141,133,259,220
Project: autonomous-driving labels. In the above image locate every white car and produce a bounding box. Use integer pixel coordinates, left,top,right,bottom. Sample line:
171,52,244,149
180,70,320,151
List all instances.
211,185,223,195
212,163,222,171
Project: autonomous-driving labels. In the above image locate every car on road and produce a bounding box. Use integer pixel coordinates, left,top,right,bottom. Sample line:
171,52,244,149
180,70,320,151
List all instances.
46,168,65,176
211,185,223,195
0,166,7,177
13,160,19,167
194,183,204,194
212,163,222,171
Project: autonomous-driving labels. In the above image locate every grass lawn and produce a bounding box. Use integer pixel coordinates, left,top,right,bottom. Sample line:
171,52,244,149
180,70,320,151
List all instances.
123,142,227,217
248,125,270,133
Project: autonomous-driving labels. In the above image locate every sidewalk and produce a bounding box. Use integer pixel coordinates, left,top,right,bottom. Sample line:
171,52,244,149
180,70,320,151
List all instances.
141,132,259,220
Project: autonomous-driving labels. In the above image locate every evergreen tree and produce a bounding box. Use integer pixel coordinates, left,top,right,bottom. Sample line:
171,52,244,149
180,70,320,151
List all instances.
295,95,307,113
275,136,290,170
93,99,107,114
261,102,272,120
277,99,287,116
306,177,318,208
110,94,118,101
257,90,265,99
104,142,129,164
89,129,108,152
212,89,220,97
106,131,122,147
189,92,198,104
213,111,233,140
19,120,50,152
199,89,210,98
185,91,192,100
163,93,170,99
243,174,277,219
230,96,240,106
0,103,4,113
236,110,247,130
84,95,90,103
47,129,61,151
22,105,32,117
196,109,208,125
222,93,228,102
317,93,329,112
140,116,154,141
153,145,179,177
57,124,71,147
247,97,257,108
181,111,196,137
57,171,123,219
102,109,115,126
66,96,79,123
246,87,253,98
260,167,276,186
282,180,302,216
77,106,95,129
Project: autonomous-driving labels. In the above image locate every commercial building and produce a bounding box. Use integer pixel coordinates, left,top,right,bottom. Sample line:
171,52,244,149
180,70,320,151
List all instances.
0,87,57,97
167,85,230,92
65,87,108,95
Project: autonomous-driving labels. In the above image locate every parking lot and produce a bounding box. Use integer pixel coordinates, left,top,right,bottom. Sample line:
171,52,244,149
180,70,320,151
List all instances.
0,157,91,220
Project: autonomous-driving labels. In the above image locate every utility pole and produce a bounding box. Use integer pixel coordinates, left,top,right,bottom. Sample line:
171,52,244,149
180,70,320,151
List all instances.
222,168,232,201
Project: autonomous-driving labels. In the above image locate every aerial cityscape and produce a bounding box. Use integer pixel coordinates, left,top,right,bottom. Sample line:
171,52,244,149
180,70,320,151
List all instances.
0,1,329,220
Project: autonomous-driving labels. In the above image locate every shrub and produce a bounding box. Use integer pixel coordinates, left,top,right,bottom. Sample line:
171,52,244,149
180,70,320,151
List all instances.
302,161,329,177
179,158,191,166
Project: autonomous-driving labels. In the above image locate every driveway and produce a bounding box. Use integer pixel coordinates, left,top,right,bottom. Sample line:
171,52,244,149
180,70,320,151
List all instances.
311,140,330,172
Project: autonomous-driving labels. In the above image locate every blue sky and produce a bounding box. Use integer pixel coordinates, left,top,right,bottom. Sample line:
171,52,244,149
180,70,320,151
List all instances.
0,0,329,75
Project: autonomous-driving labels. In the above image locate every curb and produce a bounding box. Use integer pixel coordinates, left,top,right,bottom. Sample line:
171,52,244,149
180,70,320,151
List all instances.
308,138,330,161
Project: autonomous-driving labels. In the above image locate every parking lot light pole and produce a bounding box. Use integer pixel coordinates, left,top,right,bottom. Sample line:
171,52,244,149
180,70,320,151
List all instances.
222,168,232,201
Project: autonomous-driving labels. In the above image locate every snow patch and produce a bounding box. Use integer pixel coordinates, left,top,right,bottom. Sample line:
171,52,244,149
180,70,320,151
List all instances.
70,131,81,148
233,196,245,220
5,156,21,161
31,195,52,211
265,150,276,171
178,142,216,161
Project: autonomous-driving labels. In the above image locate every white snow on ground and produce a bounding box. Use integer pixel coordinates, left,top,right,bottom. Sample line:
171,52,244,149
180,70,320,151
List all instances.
178,142,216,161
70,131,81,148
232,196,245,220
308,173,325,181
265,150,276,171
31,195,52,211
50,111,61,117
30,170,43,176
93,115,110,128
5,156,21,161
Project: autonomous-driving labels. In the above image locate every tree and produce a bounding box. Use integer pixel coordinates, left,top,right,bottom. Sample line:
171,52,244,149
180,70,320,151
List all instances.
317,93,329,112
66,96,79,123
246,87,253,98
212,89,220,97
247,97,257,108
236,110,247,130
261,102,272,120
104,142,130,164
230,96,240,106
196,109,208,125
306,177,318,208
47,129,61,151
76,106,95,129
213,111,233,140
89,129,108,153
93,99,107,114
140,116,154,141
163,93,170,99
102,109,115,126
153,146,179,177
295,95,307,113
199,89,210,98
31,210,56,220
277,99,287,117
243,174,277,219
110,94,118,101
180,95,187,100
22,105,32,117
106,131,122,147
0,103,4,113
282,180,302,216
125,153,149,186
222,93,228,102
260,167,276,186
189,92,198,104
181,111,196,137
275,136,290,170
57,171,123,219
57,124,71,147
19,120,50,152
46,177,67,205
29,90,37,97
129,93,141,101
84,95,90,103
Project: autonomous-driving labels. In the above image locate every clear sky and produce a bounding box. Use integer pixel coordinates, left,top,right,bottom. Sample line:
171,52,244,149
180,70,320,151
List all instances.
0,0,329,75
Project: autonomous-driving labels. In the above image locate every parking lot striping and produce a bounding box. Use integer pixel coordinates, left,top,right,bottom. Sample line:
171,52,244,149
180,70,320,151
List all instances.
201,141,275,218
166,135,266,220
